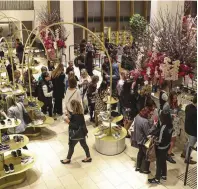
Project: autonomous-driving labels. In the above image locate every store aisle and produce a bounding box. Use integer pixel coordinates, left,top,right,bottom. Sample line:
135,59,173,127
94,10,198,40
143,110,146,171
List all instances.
9,114,196,189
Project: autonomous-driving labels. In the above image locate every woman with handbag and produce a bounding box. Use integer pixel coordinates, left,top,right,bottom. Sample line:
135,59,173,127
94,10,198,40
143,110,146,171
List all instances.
64,78,82,116
134,104,155,174
78,69,91,114
148,111,173,184
61,100,91,164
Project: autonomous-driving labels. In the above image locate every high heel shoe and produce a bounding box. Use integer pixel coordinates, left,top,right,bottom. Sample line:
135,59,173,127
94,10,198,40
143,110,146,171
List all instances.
82,158,92,163
60,159,71,164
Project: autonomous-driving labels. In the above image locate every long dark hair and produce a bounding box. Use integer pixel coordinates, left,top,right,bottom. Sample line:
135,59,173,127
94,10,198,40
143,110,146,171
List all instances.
98,81,108,97
169,91,178,109
122,80,132,94
160,111,173,129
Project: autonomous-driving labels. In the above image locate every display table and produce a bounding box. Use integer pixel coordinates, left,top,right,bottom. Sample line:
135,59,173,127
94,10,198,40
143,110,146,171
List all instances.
23,116,54,137
94,127,127,155
0,84,25,96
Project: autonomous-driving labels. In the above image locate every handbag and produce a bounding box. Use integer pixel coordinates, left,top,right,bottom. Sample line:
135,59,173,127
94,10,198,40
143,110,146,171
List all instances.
69,127,84,140
144,138,152,149
146,138,156,162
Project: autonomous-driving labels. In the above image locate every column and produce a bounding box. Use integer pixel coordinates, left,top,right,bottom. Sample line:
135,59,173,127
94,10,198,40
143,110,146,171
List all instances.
84,0,88,40
130,1,134,16
60,0,74,61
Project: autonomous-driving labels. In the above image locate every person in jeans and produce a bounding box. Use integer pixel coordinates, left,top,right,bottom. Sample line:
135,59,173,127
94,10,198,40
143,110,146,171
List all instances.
148,111,173,184
61,100,91,164
39,72,53,117
184,95,197,164
134,105,155,174
15,38,24,67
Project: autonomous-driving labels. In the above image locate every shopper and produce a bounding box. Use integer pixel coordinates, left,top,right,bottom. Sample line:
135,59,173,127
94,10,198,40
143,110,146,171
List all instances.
120,80,137,137
39,72,53,117
64,78,82,116
105,55,120,93
51,64,65,115
78,69,91,114
148,111,173,184
183,95,197,164
6,57,16,82
116,71,127,114
14,70,22,85
47,60,55,71
165,91,181,164
136,85,152,113
0,38,5,58
23,69,37,97
159,81,169,110
134,105,155,174
87,75,99,122
102,56,110,81
95,81,108,126
38,66,48,82
61,100,91,164
85,50,94,76
66,61,74,75
78,49,86,73
6,95,27,134
16,38,24,67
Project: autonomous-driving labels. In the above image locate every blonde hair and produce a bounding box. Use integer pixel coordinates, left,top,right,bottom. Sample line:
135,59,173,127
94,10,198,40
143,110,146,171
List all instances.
81,69,88,78
14,70,21,79
6,95,17,109
70,100,83,114
51,63,64,78
140,85,152,96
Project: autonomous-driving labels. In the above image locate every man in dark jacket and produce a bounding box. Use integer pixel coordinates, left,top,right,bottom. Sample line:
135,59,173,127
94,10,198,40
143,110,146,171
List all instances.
16,38,24,67
184,95,197,164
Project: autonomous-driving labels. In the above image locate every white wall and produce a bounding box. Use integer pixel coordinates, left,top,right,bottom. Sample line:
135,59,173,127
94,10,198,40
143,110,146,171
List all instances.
0,10,34,22
150,1,184,22
60,0,74,61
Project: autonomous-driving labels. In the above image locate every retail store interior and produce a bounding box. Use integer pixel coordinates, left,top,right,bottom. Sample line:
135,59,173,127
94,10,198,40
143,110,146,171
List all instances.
0,0,197,189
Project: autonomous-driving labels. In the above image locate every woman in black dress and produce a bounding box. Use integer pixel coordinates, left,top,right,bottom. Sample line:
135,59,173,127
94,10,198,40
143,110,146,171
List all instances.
51,63,65,115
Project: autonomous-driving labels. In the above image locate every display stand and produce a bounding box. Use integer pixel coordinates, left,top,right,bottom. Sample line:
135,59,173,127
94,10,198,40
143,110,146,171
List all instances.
23,116,54,137
94,96,126,156
0,119,35,189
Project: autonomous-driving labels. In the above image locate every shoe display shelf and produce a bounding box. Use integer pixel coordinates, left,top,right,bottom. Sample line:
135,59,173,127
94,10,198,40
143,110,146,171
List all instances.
0,84,25,96
23,98,54,137
24,115,54,137
0,119,35,189
94,96,126,156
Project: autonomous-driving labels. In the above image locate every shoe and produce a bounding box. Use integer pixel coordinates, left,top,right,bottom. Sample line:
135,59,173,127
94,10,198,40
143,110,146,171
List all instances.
181,153,193,159
9,164,14,173
4,164,10,174
16,149,22,157
148,178,160,184
11,151,17,157
2,144,10,151
21,157,34,165
161,176,167,181
139,170,151,174
135,168,140,172
98,133,107,139
82,158,92,163
7,119,12,125
94,131,103,136
170,153,175,156
166,155,176,164
2,134,10,143
60,159,71,164
184,159,197,164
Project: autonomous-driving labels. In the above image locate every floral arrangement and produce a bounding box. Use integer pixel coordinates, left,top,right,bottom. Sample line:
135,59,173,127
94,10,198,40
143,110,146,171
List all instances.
37,6,69,60
128,8,196,87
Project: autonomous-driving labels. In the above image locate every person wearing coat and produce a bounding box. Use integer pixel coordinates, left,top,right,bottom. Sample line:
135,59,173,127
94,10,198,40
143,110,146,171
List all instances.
51,64,65,115
85,50,94,77
61,100,91,164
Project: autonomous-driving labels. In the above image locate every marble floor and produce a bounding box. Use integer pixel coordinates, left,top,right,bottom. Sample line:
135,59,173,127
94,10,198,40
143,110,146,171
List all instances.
6,56,197,189
7,114,196,189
